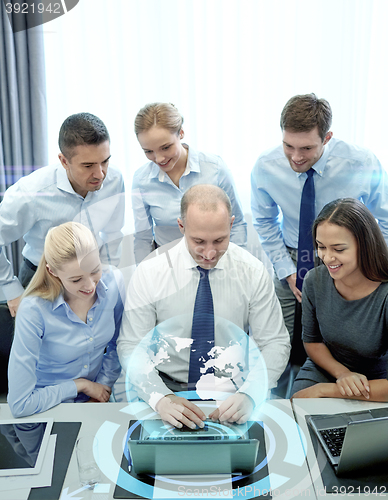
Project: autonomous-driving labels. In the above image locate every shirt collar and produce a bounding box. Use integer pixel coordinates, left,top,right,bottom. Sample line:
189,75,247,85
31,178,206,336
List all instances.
56,163,105,200
295,142,331,179
180,237,228,271
56,164,79,195
52,278,108,311
187,145,200,173
312,142,330,176
147,144,199,182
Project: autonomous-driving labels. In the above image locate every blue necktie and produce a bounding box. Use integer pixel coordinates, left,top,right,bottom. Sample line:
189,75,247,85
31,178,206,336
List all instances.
188,267,215,390
296,169,315,291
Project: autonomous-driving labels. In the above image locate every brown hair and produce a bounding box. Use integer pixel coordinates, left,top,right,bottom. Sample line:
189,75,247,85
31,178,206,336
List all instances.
134,103,183,136
58,113,110,160
280,93,332,141
313,198,388,282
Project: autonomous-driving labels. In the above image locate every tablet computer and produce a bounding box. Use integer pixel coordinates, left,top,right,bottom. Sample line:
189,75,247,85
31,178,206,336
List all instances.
0,418,53,476
140,419,249,441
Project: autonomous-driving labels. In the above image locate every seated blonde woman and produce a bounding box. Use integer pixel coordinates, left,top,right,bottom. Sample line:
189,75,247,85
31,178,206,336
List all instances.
8,222,124,417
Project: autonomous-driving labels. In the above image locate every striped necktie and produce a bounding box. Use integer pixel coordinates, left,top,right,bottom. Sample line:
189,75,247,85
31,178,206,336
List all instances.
296,168,315,291
188,266,215,389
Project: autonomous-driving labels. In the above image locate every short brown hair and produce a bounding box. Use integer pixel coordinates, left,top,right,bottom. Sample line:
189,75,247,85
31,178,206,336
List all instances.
280,93,332,141
58,113,110,160
313,198,388,282
134,103,183,136
181,185,232,222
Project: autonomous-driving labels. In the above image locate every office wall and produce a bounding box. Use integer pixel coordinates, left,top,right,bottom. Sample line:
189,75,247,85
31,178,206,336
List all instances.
43,0,388,225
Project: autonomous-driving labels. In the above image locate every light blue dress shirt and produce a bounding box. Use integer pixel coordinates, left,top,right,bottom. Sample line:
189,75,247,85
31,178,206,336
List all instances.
0,164,125,301
132,145,247,263
7,269,124,418
251,138,388,281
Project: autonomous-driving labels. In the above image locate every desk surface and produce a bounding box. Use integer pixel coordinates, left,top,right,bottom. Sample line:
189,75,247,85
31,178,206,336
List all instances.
291,398,388,499
0,400,314,500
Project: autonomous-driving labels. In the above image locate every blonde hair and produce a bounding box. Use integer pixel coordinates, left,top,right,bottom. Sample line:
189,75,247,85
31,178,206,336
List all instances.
23,222,99,301
134,102,183,136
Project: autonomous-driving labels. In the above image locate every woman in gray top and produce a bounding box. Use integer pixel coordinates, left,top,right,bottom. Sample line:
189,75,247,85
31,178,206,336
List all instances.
292,198,388,401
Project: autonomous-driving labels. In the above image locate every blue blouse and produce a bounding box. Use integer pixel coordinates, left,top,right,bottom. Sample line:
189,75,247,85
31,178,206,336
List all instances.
7,269,124,417
132,145,247,263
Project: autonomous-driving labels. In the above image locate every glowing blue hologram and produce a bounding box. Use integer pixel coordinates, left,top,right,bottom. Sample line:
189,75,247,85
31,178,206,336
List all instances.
95,315,311,499
259,404,307,467
119,401,150,415
266,472,291,489
95,403,311,499
123,314,269,424
139,419,249,443
95,420,155,498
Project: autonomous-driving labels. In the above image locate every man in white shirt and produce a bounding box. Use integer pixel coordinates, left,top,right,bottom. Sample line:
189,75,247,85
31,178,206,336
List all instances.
118,185,290,429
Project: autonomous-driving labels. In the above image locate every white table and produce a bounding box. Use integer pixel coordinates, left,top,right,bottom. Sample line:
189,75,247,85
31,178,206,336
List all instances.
291,398,388,499
0,399,315,500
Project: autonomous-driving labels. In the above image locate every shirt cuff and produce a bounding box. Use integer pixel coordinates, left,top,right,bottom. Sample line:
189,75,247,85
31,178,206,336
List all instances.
148,387,174,412
1,278,25,301
273,258,296,281
237,388,266,412
61,380,79,401
95,370,121,388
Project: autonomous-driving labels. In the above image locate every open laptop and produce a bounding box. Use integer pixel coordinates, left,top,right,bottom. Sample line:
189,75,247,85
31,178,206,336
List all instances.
127,419,259,475
307,407,388,476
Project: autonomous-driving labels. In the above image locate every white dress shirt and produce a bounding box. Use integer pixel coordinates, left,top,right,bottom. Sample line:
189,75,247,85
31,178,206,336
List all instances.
117,239,290,410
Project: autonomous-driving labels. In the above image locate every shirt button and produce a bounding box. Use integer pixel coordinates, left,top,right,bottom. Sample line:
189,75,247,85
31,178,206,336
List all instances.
88,317,93,322
84,365,88,369
89,337,93,342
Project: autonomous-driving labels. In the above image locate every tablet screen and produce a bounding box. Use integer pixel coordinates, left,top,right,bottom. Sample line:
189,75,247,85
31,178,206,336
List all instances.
0,418,53,476
140,419,248,441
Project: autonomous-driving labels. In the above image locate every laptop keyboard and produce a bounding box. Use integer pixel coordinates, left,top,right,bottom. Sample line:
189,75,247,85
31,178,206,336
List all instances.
319,427,346,457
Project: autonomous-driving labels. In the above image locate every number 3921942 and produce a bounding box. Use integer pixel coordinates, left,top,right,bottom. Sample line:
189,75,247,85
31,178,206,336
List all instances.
5,3,62,14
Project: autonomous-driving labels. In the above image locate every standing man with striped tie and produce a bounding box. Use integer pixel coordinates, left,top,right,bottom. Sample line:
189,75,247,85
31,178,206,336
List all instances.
251,94,388,342
118,185,290,429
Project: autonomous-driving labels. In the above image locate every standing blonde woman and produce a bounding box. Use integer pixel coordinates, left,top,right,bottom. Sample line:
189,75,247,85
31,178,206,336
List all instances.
132,102,247,263
8,222,124,417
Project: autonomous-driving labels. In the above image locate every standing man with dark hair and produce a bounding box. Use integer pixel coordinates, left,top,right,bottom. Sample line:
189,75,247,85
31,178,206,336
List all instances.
251,93,388,340
0,112,125,317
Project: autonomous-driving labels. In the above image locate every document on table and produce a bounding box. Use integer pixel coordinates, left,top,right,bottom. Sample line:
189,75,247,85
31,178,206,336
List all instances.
153,474,233,499
1,488,30,500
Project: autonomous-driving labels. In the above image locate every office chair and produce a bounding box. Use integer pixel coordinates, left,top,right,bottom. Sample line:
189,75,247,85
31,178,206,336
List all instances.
0,304,14,395
285,301,307,399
